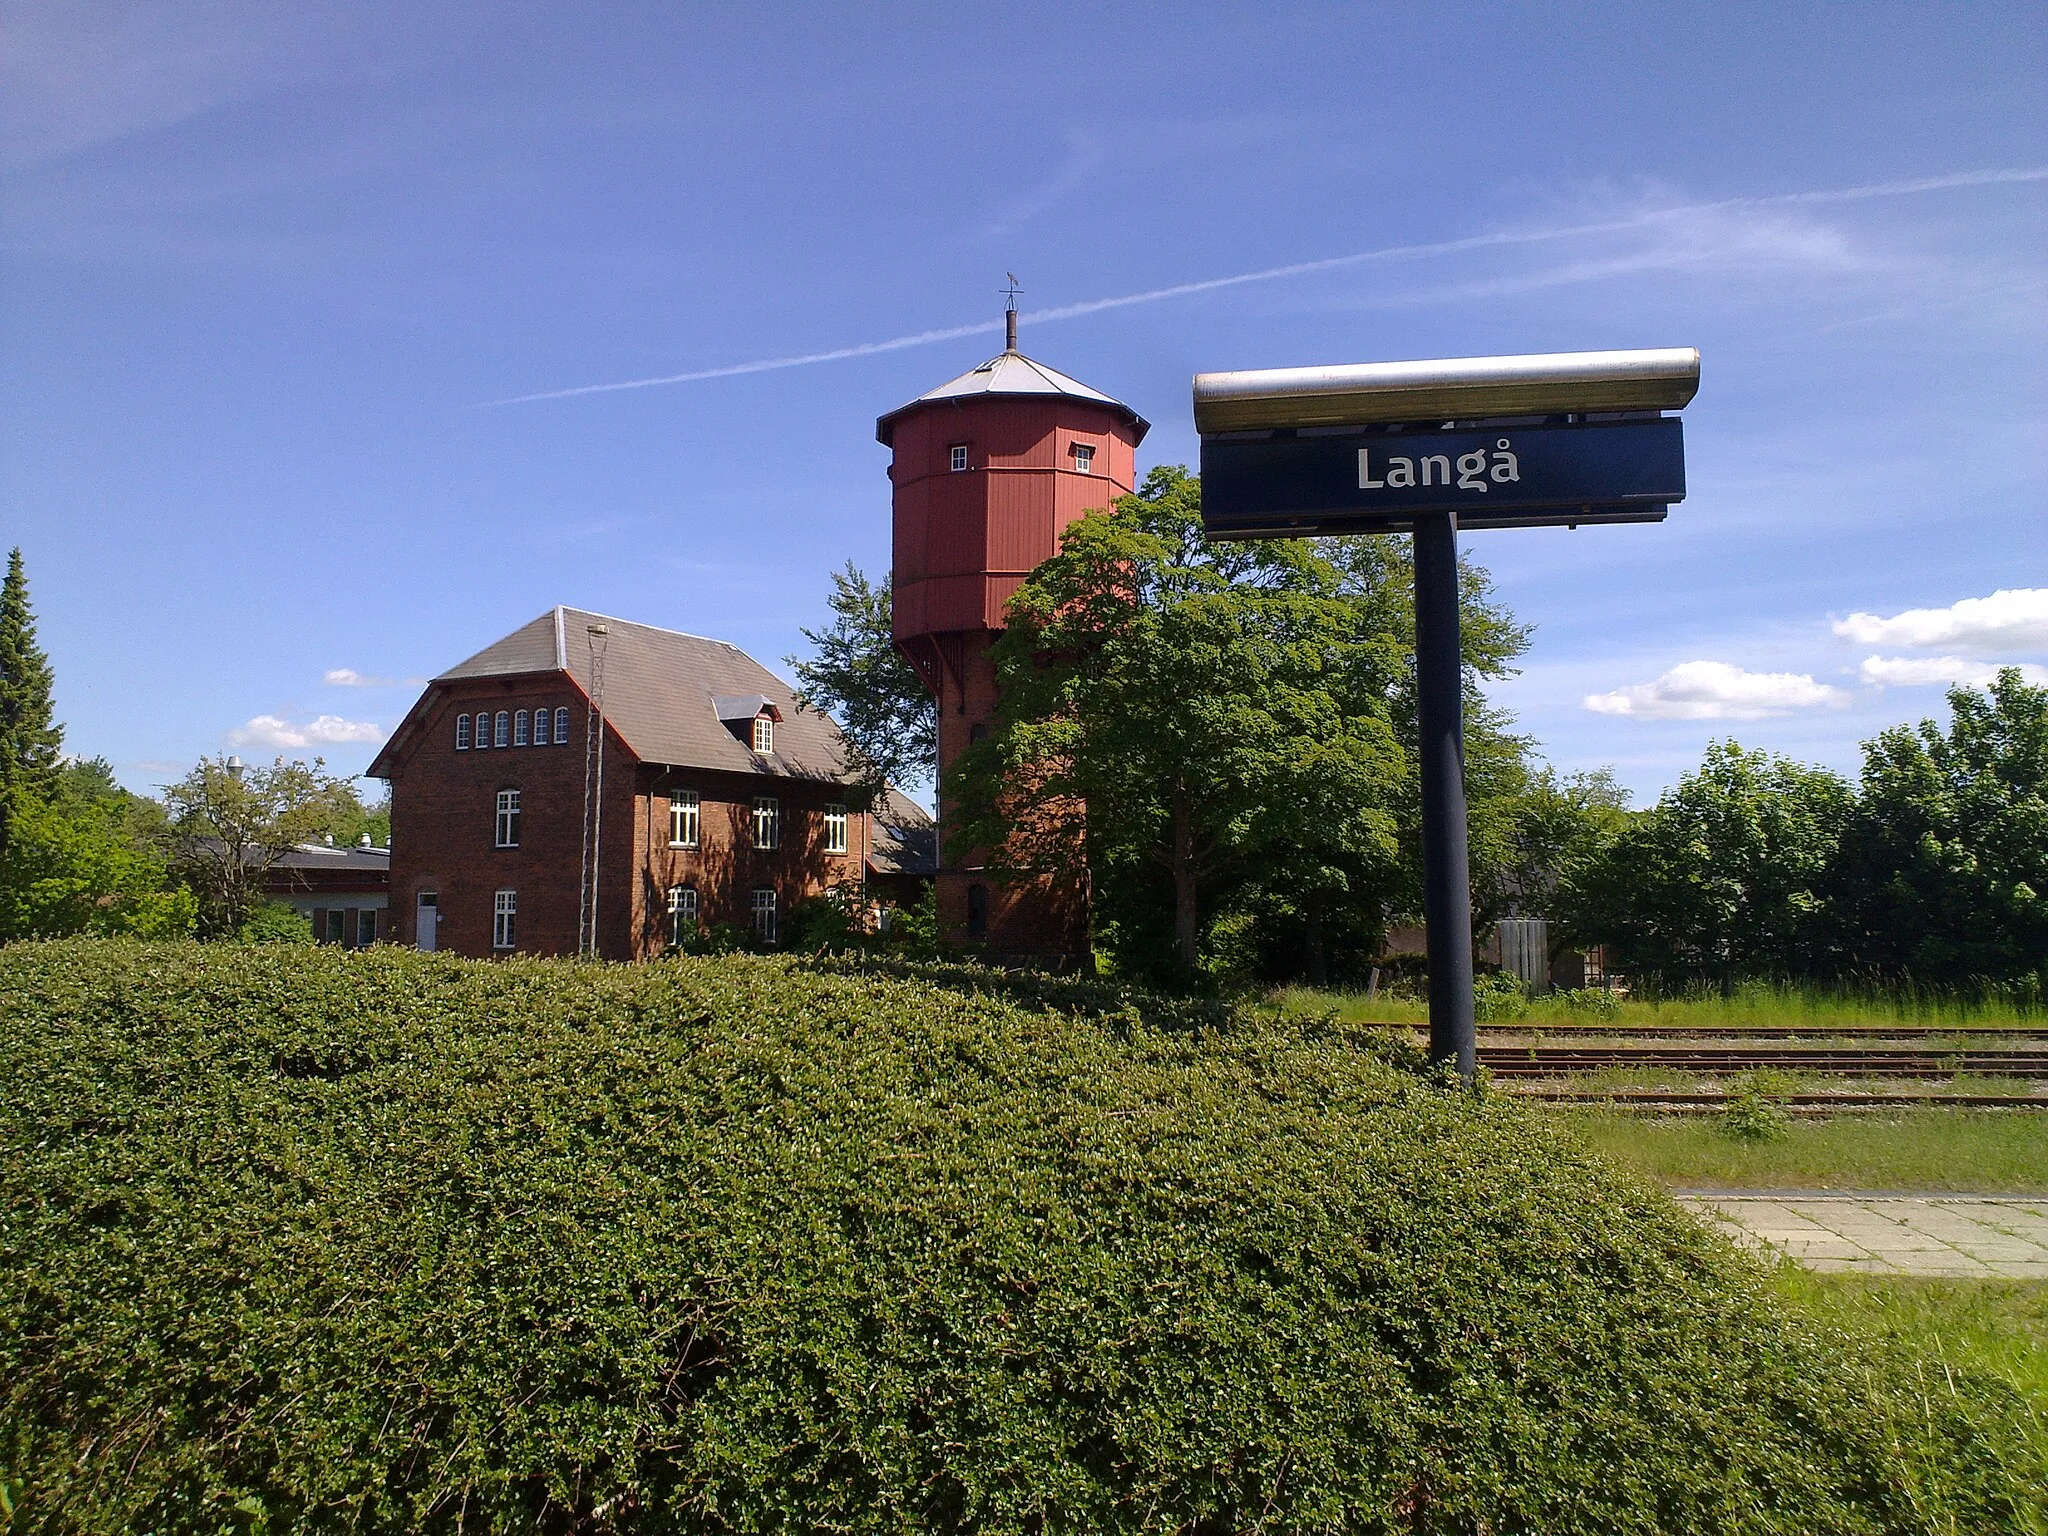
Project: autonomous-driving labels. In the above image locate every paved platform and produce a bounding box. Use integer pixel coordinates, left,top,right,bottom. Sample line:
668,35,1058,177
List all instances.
1680,1194,2048,1277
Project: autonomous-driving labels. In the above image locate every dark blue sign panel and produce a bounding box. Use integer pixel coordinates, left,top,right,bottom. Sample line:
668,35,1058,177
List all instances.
1201,417,1685,538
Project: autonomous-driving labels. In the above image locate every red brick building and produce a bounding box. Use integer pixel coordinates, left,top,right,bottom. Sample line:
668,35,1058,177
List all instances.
879,324,1148,965
369,606,932,961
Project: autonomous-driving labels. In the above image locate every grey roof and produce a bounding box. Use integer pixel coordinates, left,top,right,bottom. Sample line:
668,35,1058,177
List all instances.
397,607,850,782
876,348,1150,444
271,843,391,873
868,788,936,875
712,693,779,723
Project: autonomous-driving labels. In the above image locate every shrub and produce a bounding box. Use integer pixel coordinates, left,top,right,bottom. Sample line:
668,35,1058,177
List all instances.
1,940,2039,1533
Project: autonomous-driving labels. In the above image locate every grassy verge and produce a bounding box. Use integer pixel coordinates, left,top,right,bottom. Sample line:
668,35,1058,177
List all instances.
1276,979,2045,1032
1559,1105,2048,1191
1773,1268,2048,1478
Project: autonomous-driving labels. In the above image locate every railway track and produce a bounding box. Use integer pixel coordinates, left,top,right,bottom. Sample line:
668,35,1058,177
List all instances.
1509,1089,2044,1110
1477,1046,2048,1078
1369,1023,2048,1042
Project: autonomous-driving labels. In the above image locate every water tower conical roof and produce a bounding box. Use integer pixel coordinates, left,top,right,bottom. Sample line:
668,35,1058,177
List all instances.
876,349,1149,445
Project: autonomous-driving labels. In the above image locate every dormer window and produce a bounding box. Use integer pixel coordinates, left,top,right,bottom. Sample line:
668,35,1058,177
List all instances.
950,444,970,473
714,693,782,750
1072,443,1096,474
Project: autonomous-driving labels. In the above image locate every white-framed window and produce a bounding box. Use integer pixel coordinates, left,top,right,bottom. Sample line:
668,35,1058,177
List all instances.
514,709,530,747
668,789,700,847
668,885,698,946
1072,442,1096,474
554,706,571,744
532,708,550,746
949,443,970,473
751,887,777,944
357,909,377,947
493,889,517,950
823,803,848,854
495,788,521,848
493,711,511,748
752,796,780,850
751,714,774,753
455,713,471,750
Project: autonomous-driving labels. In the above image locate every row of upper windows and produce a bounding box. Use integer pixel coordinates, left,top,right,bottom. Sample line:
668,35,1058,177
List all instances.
667,791,847,854
948,441,1096,474
485,789,848,855
457,707,569,751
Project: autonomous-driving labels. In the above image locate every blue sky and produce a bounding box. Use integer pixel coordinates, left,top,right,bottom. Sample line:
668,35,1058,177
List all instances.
4,1,2043,807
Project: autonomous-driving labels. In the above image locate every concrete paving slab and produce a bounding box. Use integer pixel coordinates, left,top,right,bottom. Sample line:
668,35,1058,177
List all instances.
1679,1195,2048,1277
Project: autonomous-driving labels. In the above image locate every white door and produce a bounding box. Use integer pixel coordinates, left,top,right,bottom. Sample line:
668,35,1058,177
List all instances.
416,893,438,952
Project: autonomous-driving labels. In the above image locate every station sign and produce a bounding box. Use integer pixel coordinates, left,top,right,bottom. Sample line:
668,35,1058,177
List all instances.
1201,415,1685,538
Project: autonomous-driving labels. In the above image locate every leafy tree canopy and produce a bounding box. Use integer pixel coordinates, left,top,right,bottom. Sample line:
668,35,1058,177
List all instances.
1843,667,2047,984
0,547,63,858
955,466,1534,981
788,563,937,804
1564,742,1855,988
163,757,361,939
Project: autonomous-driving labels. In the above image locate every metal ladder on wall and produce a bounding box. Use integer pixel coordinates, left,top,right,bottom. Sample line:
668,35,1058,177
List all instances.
576,623,610,958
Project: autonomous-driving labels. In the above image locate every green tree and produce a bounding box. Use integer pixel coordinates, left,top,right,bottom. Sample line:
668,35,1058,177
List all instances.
0,548,63,862
1843,668,2047,984
1566,741,1853,989
163,757,360,939
1492,766,1633,960
788,563,936,802
958,466,1533,979
0,793,196,940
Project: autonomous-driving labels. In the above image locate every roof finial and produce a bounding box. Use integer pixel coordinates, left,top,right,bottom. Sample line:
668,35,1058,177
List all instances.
1002,273,1022,351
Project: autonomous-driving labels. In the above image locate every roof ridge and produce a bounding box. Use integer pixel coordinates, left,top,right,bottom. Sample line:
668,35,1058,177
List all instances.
550,605,740,650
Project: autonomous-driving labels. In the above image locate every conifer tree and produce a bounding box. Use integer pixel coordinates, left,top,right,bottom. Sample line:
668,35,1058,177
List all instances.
0,548,63,860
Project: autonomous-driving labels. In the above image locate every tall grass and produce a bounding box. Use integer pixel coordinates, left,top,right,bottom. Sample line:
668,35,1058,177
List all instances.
1561,1106,2048,1193
1275,977,2046,1031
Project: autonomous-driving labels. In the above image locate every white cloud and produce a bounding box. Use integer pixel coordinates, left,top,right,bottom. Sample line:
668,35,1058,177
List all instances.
230,714,386,749
1832,589,2048,653
1860,655,2048,687
1584,661,1851,721
324,668,423,688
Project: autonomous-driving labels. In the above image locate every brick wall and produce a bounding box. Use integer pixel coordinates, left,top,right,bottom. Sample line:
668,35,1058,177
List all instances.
384,675,875,961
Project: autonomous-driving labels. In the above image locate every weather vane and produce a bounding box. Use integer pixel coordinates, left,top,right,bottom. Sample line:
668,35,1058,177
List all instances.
1002,273,1022,349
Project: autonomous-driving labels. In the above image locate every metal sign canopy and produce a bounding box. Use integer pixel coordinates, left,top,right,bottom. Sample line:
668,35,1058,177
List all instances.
1192,347,1700,1078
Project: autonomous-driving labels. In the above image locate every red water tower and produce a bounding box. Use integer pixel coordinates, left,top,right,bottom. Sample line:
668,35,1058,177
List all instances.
878,313,1149,963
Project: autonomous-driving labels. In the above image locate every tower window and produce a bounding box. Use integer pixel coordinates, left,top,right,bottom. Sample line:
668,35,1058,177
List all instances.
493,711,511,748
1072,443,1096,474
554,706,571,744
513,709,530,747
950,444,969,473
532,707,550,746
495,788,521,848
752,796,780,850
824,803,848,854
967,882,988,938
455,713,471,750
751,887,778,944
493,890,517,950
669,789,700,848
752,714,774,753
668,885,699,946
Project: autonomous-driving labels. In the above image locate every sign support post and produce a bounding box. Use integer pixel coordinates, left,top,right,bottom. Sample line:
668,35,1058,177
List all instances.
1192,347,1700,1081
1413,510,1476,1077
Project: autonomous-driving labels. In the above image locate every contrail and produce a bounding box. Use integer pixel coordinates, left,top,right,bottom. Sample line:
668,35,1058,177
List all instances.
483,166,2046,407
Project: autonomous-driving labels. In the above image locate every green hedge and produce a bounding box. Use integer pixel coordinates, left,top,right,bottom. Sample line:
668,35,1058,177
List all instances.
1,940,2038,1533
